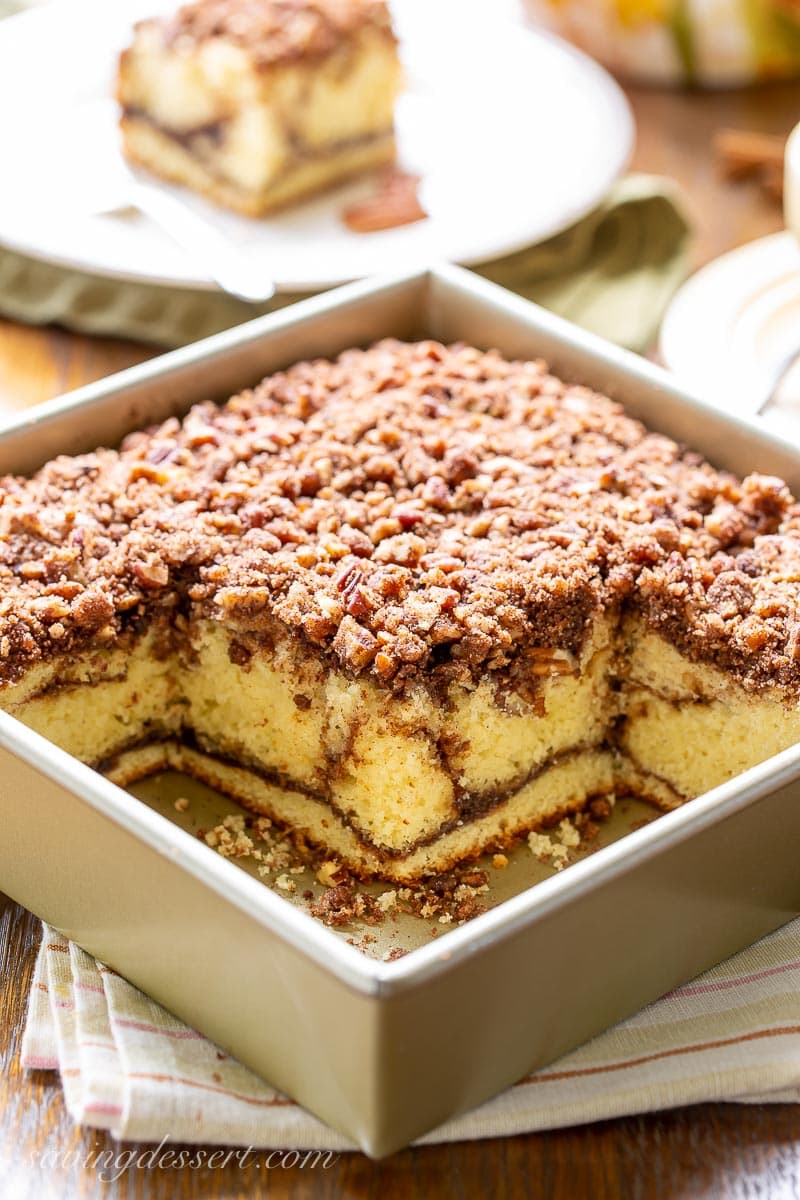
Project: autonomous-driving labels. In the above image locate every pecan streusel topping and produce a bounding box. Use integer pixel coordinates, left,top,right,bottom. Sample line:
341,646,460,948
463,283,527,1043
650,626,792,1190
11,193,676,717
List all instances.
0,340,798,691
153,0,395,67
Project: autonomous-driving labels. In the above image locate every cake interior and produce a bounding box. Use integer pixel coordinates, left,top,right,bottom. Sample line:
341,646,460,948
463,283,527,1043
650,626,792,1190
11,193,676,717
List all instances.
4,611,799,883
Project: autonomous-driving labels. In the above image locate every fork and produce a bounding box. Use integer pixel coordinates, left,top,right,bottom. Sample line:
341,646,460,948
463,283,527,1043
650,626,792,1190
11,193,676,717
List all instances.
110,162,276,304
755,345,800,415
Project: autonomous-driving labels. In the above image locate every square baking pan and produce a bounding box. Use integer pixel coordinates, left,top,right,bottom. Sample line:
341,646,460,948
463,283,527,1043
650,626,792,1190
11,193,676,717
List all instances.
3,265,800,1158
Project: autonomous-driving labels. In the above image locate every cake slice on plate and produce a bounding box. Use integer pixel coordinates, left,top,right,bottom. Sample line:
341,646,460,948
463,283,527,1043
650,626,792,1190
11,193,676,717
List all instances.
117,0,401,216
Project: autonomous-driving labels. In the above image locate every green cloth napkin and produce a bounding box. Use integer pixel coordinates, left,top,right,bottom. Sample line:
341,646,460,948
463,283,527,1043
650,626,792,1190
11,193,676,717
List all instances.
479,174,691,352
0,174,691,352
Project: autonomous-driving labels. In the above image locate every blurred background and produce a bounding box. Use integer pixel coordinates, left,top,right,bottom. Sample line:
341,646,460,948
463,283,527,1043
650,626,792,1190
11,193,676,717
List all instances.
0,0,797,419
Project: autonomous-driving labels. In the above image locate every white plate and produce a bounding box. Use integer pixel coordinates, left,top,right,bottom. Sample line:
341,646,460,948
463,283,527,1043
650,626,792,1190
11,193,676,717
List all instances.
0,0,633,293
660,232,800,438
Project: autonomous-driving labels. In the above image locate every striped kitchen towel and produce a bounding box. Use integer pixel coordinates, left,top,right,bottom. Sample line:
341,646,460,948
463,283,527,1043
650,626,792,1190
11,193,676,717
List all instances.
22,920,800,1148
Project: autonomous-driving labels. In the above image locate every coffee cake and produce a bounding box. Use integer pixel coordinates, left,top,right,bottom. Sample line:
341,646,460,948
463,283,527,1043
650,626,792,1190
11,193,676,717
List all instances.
117,0,401,216
2,340,800,881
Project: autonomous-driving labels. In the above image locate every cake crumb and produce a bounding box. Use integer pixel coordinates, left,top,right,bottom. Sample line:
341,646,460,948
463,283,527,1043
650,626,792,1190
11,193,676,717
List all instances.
347,932,378,950
173,796,190,813
275,873,296,894
556,819,580,849
308,880,382,927
304,865,489,929
317,860,348,887
492,853,509,869
550,844,569,871
589,796,615,820
528,826,576,871
203,816,256,858
527,831,553,858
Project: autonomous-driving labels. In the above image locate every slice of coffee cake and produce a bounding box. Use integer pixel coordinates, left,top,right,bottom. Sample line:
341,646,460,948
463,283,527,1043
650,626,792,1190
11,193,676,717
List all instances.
117,0,401,215
2,341,799,881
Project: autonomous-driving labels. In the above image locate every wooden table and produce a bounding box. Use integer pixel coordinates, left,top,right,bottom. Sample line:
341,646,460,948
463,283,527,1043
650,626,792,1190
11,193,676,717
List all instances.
1,80,800,1200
